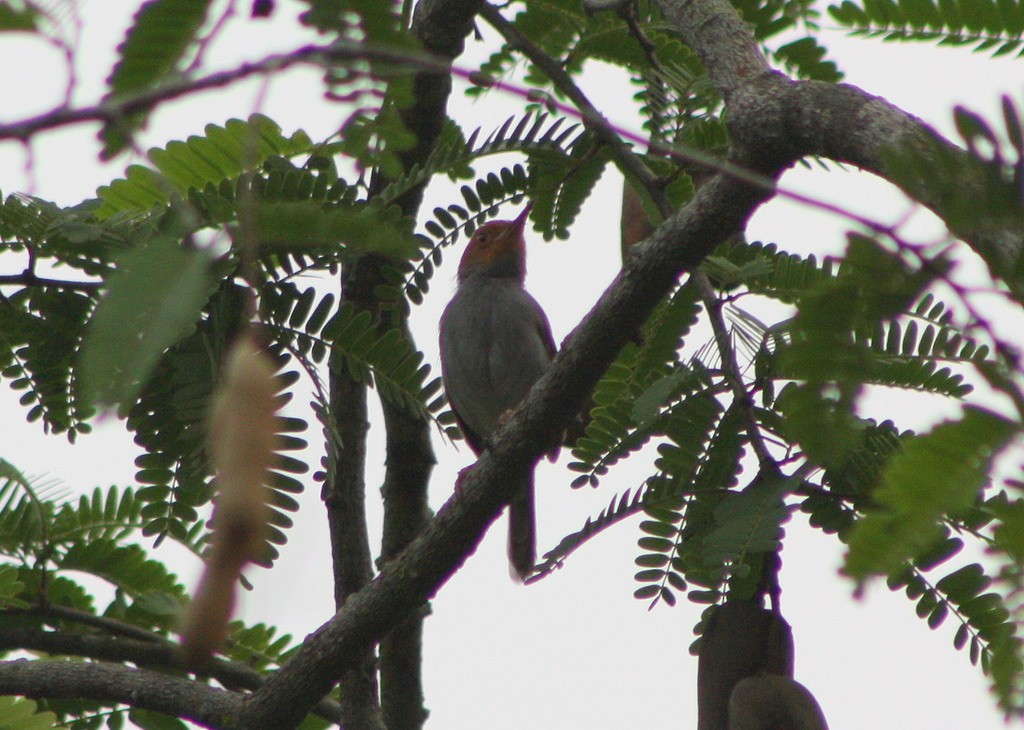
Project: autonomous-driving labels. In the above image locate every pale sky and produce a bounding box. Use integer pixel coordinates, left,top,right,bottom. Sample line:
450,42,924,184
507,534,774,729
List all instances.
1,1,1021,728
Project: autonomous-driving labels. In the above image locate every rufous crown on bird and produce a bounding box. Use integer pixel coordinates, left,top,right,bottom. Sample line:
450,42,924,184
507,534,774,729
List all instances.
456,204,531,282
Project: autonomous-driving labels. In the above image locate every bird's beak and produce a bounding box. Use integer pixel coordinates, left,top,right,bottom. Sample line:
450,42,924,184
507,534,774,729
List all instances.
512,202,532,235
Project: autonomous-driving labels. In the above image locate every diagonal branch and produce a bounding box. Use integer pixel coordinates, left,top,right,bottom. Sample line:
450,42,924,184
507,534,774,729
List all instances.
0,41,450,143
0,272,101,292
232,4,1024,728
479,2,665,210
238,167,778,728
693,270,777,470
652,0,1022,280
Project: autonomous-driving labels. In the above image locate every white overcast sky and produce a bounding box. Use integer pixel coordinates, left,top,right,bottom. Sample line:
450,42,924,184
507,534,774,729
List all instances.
1,1,1022,728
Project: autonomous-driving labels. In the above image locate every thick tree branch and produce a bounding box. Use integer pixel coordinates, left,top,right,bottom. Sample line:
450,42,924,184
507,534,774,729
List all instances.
653,0,1022,279
237,165,778,728
0,659,239,727
0,627,344,723
654,0,771,99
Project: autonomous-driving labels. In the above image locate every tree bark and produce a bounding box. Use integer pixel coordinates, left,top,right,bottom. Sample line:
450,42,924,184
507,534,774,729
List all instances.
0,660,239,728
350,3,484,728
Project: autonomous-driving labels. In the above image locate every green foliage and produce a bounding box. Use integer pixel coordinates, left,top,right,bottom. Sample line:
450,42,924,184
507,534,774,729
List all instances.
0,2,40,32
845,406,1016,579
704,238,837,301
0,274,97,441
97,115,315,218
0,467,189,632
554,224,1024,707
568,281,705,488
126,318,309,565
101,0,215,158
879,524,1023,715
460,114,604,240
773,36,843,80
0,695,62,730
3,0,1024,723
390,114,609,312
298,0,406,43
296,1,418,175
127,710,188,730
125,283,240,546
884,96,1024,301
0,463,329,726
81,237,218,411
261,282,450,435
829,0,1024,55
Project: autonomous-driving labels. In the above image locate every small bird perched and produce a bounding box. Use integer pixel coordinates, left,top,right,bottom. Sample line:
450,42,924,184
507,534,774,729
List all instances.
439,203,556,581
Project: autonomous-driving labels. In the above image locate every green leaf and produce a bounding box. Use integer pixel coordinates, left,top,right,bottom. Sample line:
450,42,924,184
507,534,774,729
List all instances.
704,479,790,565
81,237,216,411
0,695,62,730
127,709,189,730
252,200,418,261
844,406,1017,580
775,37,843,82
97,115,314,218
101,0,214,158
0,1,40,31
777,382,866,467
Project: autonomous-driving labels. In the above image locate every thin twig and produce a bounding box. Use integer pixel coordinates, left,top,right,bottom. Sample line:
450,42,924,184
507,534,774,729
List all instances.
186,0,239,74
0,272,101,292
478,2,668,215
693,270,778,469
2,604,167,643
0,41,450,143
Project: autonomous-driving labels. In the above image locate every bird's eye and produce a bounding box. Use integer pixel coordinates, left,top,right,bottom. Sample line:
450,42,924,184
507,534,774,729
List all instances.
476,232,489,243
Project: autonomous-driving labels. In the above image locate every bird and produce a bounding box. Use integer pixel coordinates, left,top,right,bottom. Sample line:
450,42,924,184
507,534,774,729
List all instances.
438,203,556,581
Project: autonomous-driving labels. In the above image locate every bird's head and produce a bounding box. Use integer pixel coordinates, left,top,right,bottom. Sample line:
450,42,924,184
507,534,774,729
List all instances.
457,204,532,282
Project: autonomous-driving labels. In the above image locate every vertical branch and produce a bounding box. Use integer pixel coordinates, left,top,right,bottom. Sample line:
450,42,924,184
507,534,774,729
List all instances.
372,3,483,726
322,2,485,728
378,395,434,728
324,276,385,728
693,271,777,471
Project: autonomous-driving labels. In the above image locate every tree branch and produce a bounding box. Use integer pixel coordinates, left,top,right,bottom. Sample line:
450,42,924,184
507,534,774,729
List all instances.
324,290,382,729
367,3,483,728
0,627,343,723
2,605,164,644
0,41,450,143
320,3,483,728
651,0,1022,284
0,272,101,292
480,2,665,208
236,165,778,728
693,271,777,470
653,0,771,99
0,659,240,727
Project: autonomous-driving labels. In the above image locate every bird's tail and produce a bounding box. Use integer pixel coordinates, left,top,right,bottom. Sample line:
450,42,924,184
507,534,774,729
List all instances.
507,473,536,582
